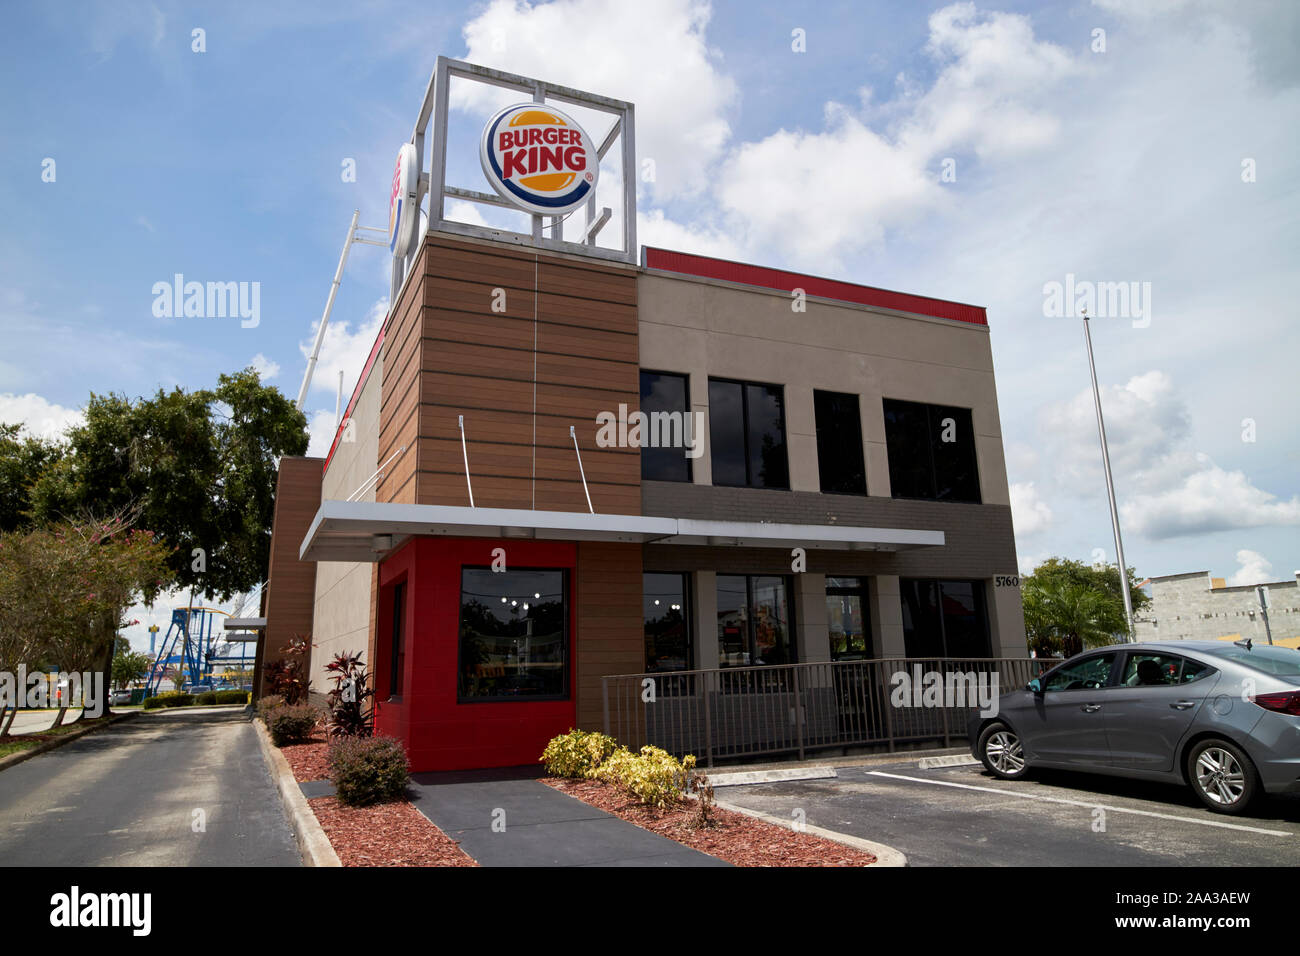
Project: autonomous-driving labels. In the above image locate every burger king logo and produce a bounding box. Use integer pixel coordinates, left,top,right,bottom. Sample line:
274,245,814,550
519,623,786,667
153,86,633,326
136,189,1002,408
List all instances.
389,142,418,259
480,103,598,217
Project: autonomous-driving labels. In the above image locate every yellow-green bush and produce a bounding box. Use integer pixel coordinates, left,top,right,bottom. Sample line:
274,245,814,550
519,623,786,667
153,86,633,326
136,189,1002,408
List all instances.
596,745,697,808
540,729,619,778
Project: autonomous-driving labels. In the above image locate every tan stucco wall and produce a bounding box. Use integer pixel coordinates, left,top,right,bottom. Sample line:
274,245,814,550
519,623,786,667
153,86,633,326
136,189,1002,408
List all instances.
637,272,1010,505
310,362,382,689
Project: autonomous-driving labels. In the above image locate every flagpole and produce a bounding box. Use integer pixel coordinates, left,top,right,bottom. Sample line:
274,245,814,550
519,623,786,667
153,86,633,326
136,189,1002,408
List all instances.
1082,311,1135,640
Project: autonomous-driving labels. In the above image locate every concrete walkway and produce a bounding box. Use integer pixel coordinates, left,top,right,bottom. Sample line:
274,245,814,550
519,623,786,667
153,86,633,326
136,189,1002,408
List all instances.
407,768,729,867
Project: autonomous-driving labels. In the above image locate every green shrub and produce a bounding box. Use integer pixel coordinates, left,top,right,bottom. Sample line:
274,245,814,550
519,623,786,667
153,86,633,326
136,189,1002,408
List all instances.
195,691,217,705
255,694,286,721
215,690,250,705
540,729,619,778
595,745,696,808
329,736,410,807
142,692,195,710
266,704,320,747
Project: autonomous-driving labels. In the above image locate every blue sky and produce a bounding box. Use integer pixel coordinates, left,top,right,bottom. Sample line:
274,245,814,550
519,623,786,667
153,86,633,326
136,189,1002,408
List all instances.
3,0,1298,649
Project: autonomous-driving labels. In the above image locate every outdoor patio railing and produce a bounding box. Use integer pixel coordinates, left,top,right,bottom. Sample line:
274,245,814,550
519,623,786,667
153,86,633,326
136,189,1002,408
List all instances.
600,657,1058,767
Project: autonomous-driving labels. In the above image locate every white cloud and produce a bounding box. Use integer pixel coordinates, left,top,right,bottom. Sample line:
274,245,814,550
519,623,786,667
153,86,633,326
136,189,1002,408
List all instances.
1121,465,1300,539
0,393,84,441
1010,480,1053,536
305,407,342,459
298,297,386,402
457,0,738,201
250,353,280,381
1228,549,1273,586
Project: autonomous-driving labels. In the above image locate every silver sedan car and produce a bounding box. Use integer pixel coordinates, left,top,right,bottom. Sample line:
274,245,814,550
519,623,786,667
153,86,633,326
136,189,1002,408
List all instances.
969,640,1300,814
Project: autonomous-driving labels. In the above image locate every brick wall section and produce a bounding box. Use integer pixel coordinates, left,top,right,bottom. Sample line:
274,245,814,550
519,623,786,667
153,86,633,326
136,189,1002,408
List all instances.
575,541,644,732
258,456,324,696
641,481,1018,578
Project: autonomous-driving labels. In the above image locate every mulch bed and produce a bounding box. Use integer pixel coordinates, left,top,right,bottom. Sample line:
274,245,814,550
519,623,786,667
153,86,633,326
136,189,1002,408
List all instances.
280,736,331,782
275,730,476,867
308,796,477,867
544,777,876,867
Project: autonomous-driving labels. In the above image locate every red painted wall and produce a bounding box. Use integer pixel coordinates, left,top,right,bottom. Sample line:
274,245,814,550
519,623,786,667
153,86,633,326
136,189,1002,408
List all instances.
374,536,578,771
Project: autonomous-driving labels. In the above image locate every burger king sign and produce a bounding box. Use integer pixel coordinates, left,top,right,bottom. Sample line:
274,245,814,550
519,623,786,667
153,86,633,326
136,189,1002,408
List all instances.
480,103,598,216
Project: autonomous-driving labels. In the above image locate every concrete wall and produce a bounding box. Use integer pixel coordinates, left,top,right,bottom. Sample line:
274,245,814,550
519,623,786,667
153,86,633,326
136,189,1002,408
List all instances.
636,269,1025,658
310,361,382,690
637,272,1009,504
1134,571,1300,647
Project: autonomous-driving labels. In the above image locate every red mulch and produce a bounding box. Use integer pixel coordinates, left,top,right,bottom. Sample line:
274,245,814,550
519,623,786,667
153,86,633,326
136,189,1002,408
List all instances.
544,777,876,867
281,737,331,782
308,796,477,867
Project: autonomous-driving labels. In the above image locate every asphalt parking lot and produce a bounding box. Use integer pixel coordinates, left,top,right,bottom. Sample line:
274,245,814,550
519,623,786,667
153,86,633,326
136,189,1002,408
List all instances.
716,756,1300,866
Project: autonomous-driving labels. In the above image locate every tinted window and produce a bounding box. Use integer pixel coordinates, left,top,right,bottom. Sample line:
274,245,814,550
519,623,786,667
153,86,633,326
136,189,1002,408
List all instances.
708,379,789,489
1044,653,1116,691
644,572,691,672
640,371,693,482
389,581,406,697
1122,653,1214,686
883,398,981,503
458,568,567,700
1200,644,1300,677
826,576,870,660
814,390,866,494
902,578,991,658
716,574,794,667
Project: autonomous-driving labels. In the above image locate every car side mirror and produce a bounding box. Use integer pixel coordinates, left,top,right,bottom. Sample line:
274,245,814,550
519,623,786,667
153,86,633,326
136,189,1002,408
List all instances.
1027,678,1043,694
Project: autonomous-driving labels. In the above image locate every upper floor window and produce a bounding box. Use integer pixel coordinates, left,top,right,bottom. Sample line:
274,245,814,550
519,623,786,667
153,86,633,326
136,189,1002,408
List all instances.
708,378,789,489
640,371,693,483
882,398,981,503
814,390,866,495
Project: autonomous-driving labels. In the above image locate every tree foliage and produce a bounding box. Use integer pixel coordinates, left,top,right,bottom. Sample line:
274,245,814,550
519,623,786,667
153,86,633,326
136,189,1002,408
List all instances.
0,423,64,533
1021,557,1149,657
28,368,307,600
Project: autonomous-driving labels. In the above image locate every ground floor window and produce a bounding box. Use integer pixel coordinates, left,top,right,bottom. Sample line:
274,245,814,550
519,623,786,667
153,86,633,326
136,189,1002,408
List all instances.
826,576,871,660
900,578,991,658
389,580,406,697
458,567,568,700
644,572,692,672
717,575,794,667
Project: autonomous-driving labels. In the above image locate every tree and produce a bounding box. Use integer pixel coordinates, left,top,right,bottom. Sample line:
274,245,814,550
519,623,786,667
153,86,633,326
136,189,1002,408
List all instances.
30,368,308,600
0,423,65,532
1021,557,1149,657
112,646,152,690
0,513,172,726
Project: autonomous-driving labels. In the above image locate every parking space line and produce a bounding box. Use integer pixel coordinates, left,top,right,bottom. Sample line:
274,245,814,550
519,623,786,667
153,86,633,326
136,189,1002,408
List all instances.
865,770,1293,837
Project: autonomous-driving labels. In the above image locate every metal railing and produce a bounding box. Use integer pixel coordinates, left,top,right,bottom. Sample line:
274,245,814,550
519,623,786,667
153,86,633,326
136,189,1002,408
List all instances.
601,657,1058,767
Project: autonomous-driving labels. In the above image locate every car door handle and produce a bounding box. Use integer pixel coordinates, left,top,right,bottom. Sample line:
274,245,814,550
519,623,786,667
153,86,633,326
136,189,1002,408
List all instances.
1170,700,1196,710
1081,704,1102,713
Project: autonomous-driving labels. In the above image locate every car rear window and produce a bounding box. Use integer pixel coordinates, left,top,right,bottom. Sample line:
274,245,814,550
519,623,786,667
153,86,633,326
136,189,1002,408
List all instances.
1199,644,1300,677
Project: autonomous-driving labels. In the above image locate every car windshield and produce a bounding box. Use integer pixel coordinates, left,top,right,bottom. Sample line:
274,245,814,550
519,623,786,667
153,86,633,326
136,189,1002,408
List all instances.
1198,643,1300,677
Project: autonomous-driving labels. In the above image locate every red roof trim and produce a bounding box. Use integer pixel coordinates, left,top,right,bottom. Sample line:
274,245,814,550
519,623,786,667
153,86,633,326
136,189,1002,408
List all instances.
322,321,386,475
641,247,987,326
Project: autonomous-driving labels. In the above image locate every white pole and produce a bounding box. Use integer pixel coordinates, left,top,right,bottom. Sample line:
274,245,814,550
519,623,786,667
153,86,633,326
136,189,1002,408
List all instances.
1083,312,1135,640
335,369,344,432
297,209,360,410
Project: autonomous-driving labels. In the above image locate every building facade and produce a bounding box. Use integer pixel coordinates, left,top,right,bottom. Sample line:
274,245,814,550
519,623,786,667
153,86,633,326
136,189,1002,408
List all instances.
258,58,1027,771
1134,570,1300,648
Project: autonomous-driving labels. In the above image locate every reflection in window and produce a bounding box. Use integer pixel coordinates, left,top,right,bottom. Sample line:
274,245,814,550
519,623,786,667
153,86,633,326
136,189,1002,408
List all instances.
1044,654,1116,691
883,398,981,503
708,379,789,489
717,574,793,667
640,371,693,483
901,578,991,658
826,576,870,660
644,572,691,672
458,568,567,700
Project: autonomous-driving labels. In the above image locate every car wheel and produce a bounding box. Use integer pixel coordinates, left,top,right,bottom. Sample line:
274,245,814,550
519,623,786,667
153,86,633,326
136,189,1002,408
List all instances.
1186,739,1259,815
978,722,1029,779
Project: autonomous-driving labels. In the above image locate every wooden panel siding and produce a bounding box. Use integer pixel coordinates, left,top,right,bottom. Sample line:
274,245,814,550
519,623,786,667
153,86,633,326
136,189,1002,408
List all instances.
375,233,642,514
576,542,644,732
259,456,324,696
